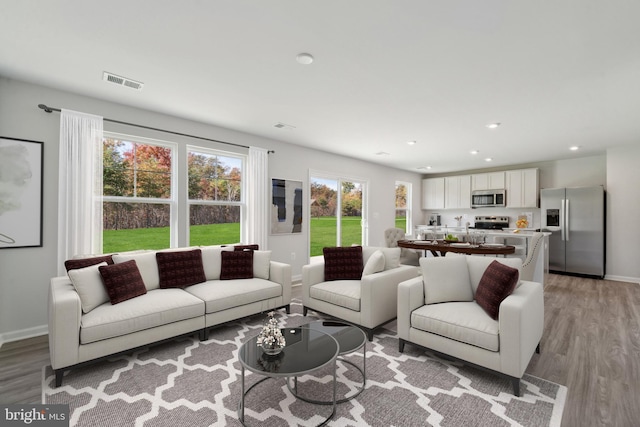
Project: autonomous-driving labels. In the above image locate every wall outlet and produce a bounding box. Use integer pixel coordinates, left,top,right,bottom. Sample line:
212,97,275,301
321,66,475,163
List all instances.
290,252,296,261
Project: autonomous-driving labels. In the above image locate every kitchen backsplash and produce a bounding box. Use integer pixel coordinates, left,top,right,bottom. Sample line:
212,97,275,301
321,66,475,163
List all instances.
422,208,541,230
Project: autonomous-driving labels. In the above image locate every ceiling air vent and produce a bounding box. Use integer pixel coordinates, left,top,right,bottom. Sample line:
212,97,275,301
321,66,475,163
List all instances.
103,71,144,91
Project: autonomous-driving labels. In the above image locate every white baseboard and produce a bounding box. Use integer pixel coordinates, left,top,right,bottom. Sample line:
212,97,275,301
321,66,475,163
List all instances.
291,274,302,284
0,324,48,349
604,274,640,285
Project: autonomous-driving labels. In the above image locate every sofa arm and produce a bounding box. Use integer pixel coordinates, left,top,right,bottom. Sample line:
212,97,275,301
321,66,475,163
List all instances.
48,276,82,370
301,262,325,306
397,276,425,340
498,280,544,377
269,261,292,304
360,265,420,329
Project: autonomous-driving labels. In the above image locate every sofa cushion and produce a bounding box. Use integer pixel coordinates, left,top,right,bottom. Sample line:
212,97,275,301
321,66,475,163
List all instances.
185,278,282,313
323,246,363,281
156,249,206,289
67,262,109,313
362,246,401,271
112,252,160,291
420,256,473,305
362,250,385,276
411,301,499,352
65,254,114,271
309,280,361,312
98,260,147,305
466,255,522,294
80,288,204,344
475,260,520,320
200,245,234,280
253,250,271,280
220,250,254,280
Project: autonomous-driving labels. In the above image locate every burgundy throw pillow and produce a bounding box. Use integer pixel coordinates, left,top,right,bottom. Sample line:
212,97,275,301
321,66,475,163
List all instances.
475,260,520,320
220,250,254,280
323,246,364,281
98,260,147,305
234,244,259,251
156,249,207,289
65,255,114,272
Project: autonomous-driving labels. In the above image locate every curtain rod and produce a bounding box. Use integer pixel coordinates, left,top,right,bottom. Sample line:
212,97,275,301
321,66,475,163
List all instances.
37,104,274,153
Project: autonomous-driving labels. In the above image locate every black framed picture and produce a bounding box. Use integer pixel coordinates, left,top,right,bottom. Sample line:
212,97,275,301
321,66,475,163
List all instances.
0,137,44,248
271,178,303,234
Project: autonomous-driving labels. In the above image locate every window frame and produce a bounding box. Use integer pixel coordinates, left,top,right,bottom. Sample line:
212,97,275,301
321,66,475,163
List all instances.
102,132,178,249
395,181,412,235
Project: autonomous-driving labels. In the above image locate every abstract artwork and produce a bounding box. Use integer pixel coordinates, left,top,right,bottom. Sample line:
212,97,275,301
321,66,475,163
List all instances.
0,137,44,248
271,178,302,234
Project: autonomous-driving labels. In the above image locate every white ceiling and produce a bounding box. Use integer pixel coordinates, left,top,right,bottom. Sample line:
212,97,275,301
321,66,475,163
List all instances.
1,1,639,173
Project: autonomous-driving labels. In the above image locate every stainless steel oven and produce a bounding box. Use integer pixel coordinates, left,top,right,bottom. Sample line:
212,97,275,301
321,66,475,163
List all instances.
471,189,506,208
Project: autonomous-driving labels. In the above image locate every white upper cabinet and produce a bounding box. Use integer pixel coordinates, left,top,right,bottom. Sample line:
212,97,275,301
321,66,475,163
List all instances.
422,178,445,209
506,168,539,208
445,175,471,209
471,172,505,191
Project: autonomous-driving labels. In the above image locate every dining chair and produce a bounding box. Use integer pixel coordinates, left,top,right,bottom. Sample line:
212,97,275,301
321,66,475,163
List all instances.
521,232,544,282
384,227,420,266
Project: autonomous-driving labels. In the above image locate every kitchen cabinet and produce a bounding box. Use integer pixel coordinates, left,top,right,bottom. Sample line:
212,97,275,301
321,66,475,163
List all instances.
445,175,471,209
471,172,505,191
422,178,445,209
506,168,539,208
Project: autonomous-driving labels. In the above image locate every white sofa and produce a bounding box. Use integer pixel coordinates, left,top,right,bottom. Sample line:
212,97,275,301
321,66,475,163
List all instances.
49,246,291,386
397,254,544,396
302,246,420,341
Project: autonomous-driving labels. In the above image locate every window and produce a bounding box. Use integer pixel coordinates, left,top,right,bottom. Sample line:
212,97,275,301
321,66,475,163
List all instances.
101,134,245,253
102,135,176,253
395,181,412,234
187,148,244,246
309,173,367,257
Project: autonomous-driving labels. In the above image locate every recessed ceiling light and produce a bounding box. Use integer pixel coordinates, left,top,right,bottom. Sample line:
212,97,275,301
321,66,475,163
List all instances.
485,157,493,162
486,123,501,129
417,166,432,170
570,146,580,151
296,53,314,65
407,140,417,145
470,150,479,155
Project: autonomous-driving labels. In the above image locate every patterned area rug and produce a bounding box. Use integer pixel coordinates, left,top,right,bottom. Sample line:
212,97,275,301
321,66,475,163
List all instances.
43,300,566,426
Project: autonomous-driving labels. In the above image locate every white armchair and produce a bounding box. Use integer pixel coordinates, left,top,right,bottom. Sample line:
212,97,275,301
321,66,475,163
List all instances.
397,255,544,396
302,246,419,340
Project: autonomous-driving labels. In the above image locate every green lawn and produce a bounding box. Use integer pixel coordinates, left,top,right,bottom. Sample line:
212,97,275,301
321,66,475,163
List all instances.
103,223,240,253
104,217,405,255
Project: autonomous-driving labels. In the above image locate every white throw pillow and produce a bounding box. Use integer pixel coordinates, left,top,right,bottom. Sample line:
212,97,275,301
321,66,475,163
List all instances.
67,262,109,313
362,246,401,271
253,250,272,280
112,252,160,291
362,250,385,276
421,256,473,305
200,246,234,280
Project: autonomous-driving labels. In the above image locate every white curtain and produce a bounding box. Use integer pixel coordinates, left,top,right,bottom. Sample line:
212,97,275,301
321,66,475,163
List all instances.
57,110,104,274
246,147,269,249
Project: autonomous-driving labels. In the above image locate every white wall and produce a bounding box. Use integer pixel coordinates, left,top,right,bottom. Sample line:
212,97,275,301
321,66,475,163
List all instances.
0,77,423,342
606,145,640,283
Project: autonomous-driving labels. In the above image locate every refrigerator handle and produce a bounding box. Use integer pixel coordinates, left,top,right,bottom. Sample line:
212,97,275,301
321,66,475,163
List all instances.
565,199,570,241
560,199,565,241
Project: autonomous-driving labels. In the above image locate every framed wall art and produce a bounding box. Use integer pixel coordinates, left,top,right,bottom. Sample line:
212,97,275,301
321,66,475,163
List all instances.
0,137,44,248
271,178,302,234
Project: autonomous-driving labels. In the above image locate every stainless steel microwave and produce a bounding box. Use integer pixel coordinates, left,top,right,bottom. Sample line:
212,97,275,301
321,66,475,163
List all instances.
471,189,506,208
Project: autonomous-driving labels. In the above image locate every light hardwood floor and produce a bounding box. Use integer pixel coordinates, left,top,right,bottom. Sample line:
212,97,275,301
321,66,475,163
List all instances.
1,274,639,426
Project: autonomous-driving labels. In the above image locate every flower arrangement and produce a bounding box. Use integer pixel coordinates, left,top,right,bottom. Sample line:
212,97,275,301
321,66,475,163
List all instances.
256,311,286,354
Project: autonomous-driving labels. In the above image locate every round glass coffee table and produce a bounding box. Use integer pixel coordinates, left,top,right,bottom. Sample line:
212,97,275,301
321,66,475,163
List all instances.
238,327,339,426
289,320,367,404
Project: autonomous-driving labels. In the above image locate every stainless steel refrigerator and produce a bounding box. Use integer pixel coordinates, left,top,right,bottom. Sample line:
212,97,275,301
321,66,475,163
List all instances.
541,186,605,278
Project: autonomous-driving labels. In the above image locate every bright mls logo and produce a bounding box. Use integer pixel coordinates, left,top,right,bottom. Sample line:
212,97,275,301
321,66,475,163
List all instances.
1,405,68,426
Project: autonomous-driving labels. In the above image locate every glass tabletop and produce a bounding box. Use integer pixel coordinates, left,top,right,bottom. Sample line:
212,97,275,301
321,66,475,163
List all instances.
300,321,366,355
239,328,338,377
